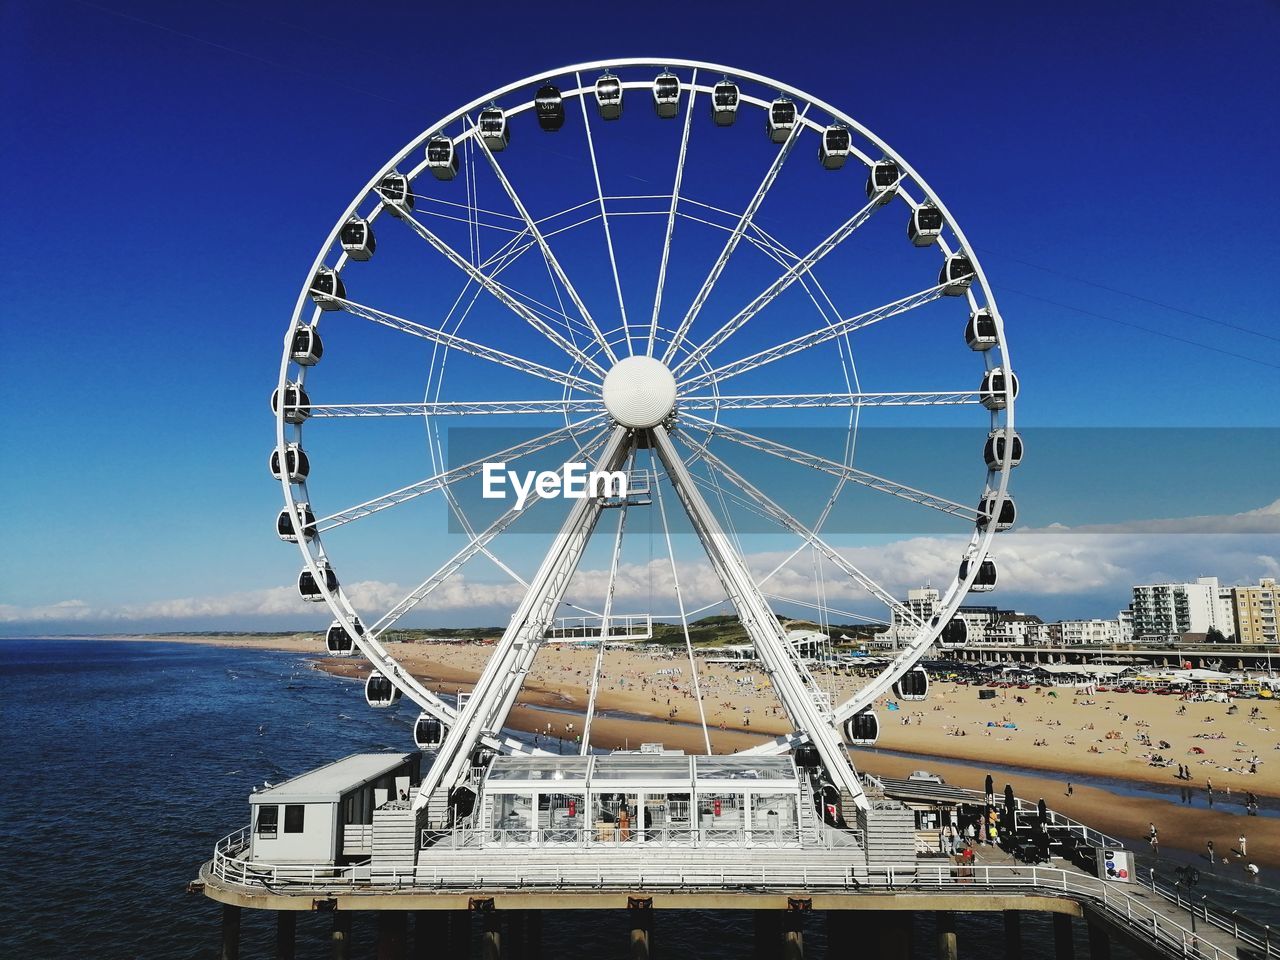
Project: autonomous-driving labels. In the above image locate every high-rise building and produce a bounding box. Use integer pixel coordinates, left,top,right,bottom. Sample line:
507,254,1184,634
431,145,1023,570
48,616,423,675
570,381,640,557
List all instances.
1130,577,1230,642
1232,578,1278,645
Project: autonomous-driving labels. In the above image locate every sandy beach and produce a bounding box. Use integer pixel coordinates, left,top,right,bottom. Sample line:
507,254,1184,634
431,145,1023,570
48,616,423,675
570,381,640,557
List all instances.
114,633,1280,869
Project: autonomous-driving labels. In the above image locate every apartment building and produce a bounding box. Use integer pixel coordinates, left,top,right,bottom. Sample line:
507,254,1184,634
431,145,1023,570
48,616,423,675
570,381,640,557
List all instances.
1232,578,1278,645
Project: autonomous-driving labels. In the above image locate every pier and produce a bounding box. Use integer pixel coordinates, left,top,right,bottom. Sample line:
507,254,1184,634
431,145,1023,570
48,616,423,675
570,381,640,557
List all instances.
194,767,1277,960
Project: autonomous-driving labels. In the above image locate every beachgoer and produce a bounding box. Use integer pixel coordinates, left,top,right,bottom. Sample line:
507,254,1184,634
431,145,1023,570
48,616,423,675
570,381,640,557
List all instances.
1239,834,1247,856
1207,839,1215,864
1066,782,1073,797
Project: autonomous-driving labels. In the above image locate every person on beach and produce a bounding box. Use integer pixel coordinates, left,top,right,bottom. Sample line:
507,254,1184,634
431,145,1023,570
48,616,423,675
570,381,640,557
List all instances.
1207,839,1215,864
1066,782,1073,796
1238,834,1247,856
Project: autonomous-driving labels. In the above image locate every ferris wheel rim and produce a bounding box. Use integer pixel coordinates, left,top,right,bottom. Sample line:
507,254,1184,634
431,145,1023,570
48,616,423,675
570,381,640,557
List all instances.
272,57,1017,757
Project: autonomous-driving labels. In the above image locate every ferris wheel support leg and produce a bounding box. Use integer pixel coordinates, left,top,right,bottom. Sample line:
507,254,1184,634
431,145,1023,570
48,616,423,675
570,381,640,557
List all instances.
650,425,867,811
412,425,633,810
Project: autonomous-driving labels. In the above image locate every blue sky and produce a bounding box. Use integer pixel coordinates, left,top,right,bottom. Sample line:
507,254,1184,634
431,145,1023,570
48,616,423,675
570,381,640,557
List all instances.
2,1,1278,635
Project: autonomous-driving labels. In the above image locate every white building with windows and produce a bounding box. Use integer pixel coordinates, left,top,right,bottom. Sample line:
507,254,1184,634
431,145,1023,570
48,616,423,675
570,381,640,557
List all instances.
1130,577,1231,642
1058,619,1122,645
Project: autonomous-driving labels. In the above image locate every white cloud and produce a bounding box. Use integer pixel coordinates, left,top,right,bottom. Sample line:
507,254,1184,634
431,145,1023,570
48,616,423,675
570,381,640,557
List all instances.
5,502,1276,631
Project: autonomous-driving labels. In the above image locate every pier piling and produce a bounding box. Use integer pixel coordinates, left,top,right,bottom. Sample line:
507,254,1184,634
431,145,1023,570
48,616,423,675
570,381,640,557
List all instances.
331,911,352,960
781,910,805,960
936,911,958,960
1052,914,1075,960
481,908,502,960
629,897,653,960
1003,910,1022,960
377,910,408,960
275,910,296,960
221,904,241,960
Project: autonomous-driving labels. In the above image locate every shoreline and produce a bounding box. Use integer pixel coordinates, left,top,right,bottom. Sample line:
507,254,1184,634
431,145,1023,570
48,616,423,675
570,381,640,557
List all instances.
72,632,1280,869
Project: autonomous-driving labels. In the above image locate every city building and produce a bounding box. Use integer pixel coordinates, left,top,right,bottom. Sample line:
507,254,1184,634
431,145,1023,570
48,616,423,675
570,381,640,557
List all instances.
1130,577,1231,643
1058,619,1122,645
1232,578,1278,645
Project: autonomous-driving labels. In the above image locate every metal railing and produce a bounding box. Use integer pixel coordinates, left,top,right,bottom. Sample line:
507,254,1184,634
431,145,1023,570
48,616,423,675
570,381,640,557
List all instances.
206,830,1275,960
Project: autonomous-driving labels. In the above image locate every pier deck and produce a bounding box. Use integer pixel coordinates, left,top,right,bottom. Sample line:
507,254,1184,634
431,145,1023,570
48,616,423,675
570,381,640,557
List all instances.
197,842,1274,960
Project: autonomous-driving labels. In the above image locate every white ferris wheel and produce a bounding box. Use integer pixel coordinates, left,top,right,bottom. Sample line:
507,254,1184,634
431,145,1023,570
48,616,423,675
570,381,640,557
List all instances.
271,58,1019,812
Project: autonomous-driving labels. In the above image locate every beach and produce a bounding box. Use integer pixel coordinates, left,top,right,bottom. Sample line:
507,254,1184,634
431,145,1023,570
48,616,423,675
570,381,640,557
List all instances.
113,633,1280,868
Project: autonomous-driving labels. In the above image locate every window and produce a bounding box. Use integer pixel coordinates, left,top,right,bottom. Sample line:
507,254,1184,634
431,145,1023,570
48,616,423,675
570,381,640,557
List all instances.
284,804,305,833
256,805,278,838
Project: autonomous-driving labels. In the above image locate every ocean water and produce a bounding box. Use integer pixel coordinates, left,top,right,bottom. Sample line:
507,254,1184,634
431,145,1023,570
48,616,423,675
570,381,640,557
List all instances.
1,638,1276,960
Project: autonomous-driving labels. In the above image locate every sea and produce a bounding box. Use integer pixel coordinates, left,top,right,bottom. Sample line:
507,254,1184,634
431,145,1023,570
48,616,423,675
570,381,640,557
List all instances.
2,638,1277,959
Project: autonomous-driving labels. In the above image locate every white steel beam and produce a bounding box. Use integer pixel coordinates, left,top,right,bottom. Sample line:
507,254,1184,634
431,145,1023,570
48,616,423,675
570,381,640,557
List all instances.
307,399,605,418
679,282,950,393
314,416,603,532
660,105,810,365
468,122,619,366
333,296,600,394
672,188,898,377
695,443,923,628
649,425,867,810
677,391,981,412
394,208,608,378
684,415,981,524
648,70,698,356
413,425,633,810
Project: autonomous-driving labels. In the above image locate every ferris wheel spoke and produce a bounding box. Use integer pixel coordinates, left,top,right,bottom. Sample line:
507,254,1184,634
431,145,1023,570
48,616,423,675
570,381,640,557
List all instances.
678,390,982,412
671,185,900,377
660,104,811,365
468,119,619,366
313,415,605,532
648,71,698,357
574,73,632,356
306,399,606,418
683,414,981,524
695,442,924,627
679,281,949,393
370,428,610,638
392,208,609,379
332,296,599,394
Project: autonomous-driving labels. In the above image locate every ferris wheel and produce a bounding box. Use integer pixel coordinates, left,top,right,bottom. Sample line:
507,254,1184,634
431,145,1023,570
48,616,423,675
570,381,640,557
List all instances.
272,58,1019,812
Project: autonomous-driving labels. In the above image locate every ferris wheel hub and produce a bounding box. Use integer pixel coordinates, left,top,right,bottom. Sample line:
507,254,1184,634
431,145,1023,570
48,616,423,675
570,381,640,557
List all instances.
602,355,677,428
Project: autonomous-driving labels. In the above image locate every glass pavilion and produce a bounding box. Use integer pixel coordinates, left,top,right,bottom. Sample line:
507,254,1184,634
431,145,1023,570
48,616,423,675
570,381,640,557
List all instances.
476,753,803,847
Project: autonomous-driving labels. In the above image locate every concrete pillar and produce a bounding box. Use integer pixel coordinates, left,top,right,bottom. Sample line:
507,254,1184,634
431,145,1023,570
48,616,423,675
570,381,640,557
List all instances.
629,906,652,960
449,911,471,958
276,911,296,960
825,911,853,957
754,910,782,960
506,911,526,960
378,911,409,960
481,910,502,960
1085,920,1110,960
1003,911,1021,960
1052,914,1074,960
936,911,958,960
331,911,352,960
220,904,241,960
782,910,805,960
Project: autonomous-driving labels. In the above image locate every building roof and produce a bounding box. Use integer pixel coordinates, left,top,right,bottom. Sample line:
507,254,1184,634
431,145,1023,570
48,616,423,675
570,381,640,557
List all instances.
876,777,979,806
250,752,415,804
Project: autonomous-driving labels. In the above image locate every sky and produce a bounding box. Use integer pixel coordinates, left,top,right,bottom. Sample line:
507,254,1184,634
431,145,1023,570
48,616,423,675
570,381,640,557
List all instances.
2,0,1278,635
